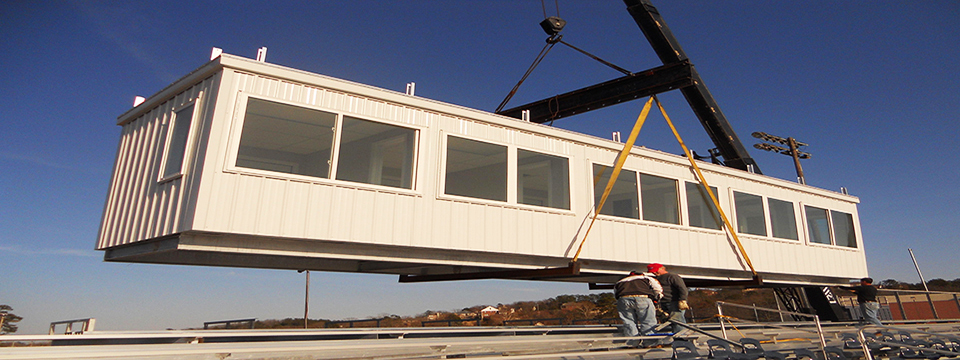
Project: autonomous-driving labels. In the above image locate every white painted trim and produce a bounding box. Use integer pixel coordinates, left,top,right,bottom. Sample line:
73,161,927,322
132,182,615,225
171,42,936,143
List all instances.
158,93,202,183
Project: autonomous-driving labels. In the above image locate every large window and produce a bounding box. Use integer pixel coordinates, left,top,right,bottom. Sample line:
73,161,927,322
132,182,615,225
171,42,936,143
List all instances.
336,116,416,189
235,98,418,190
641,173,679,224
686,182,721,230
734,191,767,236
831,210,857,248
769,198,799,240
161,103,196,179
518,149,569,209
444,136,507,201
236,98,335,178
593,164,639,219
805,206,832,245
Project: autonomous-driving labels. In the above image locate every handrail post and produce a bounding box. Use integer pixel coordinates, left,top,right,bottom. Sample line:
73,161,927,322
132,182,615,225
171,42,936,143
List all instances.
857,327,874,360
717,301,728,339
894,291,907,320
925,292,940,319
954,294,960,316
814,315,827,359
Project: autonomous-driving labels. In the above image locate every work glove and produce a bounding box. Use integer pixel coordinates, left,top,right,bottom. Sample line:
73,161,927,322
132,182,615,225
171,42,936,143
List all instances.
678,300,690,310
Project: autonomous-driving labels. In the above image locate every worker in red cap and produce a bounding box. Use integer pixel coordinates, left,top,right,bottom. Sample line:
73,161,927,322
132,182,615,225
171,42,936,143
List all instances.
648,263,689,333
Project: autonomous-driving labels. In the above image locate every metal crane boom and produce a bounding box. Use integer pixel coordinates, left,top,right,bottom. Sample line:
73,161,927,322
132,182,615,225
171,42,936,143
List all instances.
496,0,761,174
623,0,761,174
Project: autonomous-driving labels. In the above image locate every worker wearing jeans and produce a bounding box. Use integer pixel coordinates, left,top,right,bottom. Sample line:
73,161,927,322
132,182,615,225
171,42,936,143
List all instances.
649,263,689,334
862,301,882,326
615,271,663,339
840,277,882,326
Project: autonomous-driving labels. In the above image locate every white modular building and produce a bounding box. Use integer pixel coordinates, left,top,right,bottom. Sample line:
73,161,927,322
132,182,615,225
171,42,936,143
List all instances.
97,53,866,286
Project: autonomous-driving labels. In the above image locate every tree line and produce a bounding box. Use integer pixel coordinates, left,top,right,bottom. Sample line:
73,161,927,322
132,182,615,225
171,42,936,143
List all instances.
3,278,957,334
258,277,960,329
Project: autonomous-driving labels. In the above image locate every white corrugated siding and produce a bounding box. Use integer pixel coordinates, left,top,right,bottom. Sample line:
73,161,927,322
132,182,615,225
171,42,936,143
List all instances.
101,59,866,279
97,76,220,249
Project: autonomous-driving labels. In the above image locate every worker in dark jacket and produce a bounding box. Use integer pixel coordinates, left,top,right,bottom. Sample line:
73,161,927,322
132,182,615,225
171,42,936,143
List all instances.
839,277,882,326
614,270,663,338
649,263,689,333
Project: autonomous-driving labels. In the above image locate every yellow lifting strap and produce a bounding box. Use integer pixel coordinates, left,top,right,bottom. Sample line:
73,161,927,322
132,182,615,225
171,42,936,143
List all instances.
654,96,757,276
570,96,757,277
571,97,654,263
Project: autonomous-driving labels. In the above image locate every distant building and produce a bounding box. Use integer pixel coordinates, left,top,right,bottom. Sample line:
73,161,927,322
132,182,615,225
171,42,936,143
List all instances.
480,306,499,318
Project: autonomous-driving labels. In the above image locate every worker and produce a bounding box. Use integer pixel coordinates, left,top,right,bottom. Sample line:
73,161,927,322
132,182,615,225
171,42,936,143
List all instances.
614,269,663,342
648,263,689,333
839,277,882,326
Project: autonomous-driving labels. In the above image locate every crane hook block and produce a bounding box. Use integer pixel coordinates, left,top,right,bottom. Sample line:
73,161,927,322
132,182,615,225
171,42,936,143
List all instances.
540,16,566,36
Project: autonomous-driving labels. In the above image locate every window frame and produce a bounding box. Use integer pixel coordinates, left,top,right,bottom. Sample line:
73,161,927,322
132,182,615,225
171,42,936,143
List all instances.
831,210,858,248
590,162,640,220
801,204,859,249
725,189,806,243
158,95,202,183
803,204,834,246
639,172,681,225
732,190,768,237
333,113,420,190
439,133,510,204
516,147,571,210
234,96,338,180
768,197,800,241
226,94,421,193
683,181,723,231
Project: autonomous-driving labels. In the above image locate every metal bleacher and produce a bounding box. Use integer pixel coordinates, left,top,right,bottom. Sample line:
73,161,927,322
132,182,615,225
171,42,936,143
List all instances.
649,302,960,360
4,304,960,359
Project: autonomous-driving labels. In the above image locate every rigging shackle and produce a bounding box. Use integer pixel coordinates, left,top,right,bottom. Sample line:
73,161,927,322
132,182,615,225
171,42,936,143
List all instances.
539,16,566,36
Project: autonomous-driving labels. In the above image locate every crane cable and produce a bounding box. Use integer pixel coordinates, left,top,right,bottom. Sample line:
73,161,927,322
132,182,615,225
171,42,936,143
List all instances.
495,37,560,114
571,96,757,278
557,39,633,76
541,0,559,19
497,0,563,114
496,37,633,113
499,0,636,113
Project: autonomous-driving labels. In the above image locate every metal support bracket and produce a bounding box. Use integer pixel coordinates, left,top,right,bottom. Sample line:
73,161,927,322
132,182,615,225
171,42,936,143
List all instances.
588,274,763,290
398,262,581,283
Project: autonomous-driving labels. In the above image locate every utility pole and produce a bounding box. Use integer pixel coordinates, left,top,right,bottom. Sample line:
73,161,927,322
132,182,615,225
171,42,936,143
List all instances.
298,270,310,328
752,132,811,184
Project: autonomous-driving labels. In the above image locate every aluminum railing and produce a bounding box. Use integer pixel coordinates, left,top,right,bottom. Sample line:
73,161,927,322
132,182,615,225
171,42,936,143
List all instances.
716,301,828,358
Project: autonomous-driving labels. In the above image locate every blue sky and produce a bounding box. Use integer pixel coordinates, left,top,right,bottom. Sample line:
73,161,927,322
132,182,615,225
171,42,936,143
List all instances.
2,1,958,334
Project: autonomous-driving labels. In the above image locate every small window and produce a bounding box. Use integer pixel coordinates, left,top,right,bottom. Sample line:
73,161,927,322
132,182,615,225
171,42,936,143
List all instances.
805,205,831,245
236,98,336,178
593,164,639,219
769,198,799,240
832,210,857,248
161,103,195,179
734,191,767,236
640,173,679,224
444,136,507,201
335,116,416,189
518,149,569,209
686,182,721,230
